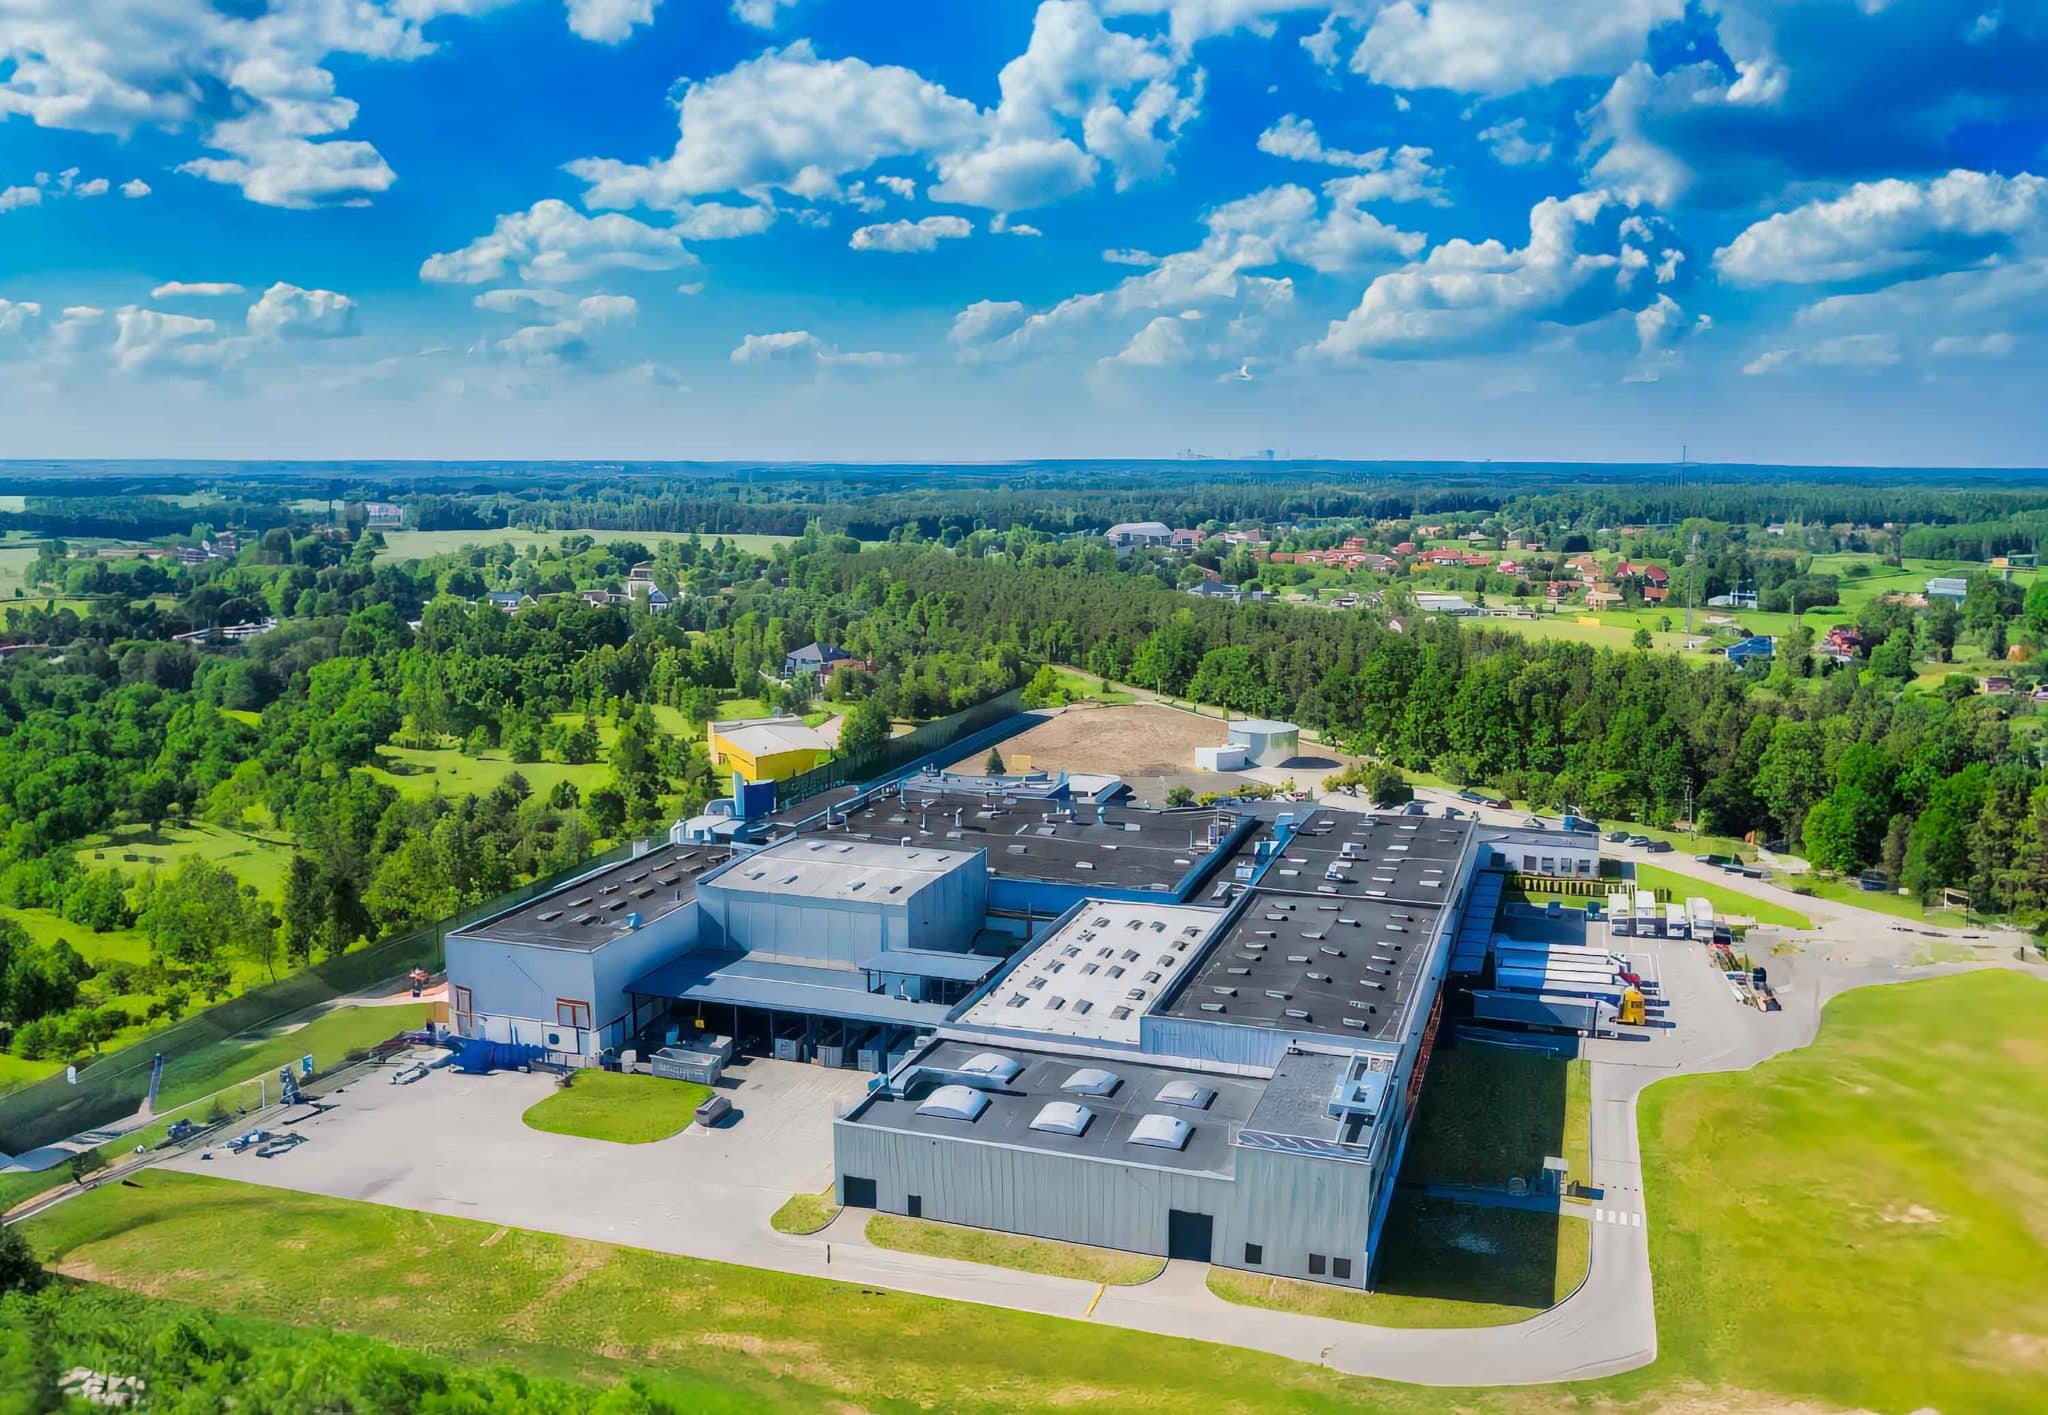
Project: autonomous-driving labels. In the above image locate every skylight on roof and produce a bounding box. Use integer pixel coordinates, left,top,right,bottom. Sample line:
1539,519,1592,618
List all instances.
1061,1068,1121,1097
1030,1101,1094,1137
916,1085,990,1122
1128,1114,1193,1151
1155,1079,1215,1110
958,1052,1021,1083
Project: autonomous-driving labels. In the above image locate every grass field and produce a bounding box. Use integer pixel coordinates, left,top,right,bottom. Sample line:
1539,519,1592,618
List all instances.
1615,969,2048,1414
153,1002,434,1118
1630,863,1813,929
520,1071,712,1144
362,744,613,803
769,1185,841,1235
1402,1046,1591,1189
864,1214,1166,1285
74,820,297,904
1212,1202,1590,1328
1043,665,1139,705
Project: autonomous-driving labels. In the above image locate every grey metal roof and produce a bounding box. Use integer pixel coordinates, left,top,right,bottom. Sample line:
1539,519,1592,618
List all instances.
1256,810,1471,905
778,789,1244,892
1155,893,1442,1044
449,843,722,951
856,948,1004,983
627,951,956,1027
1239,1049,1382,1162
715,835,981,902
845,1037,1266,1176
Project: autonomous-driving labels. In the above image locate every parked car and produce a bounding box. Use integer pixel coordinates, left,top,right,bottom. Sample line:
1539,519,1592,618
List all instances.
225,1129,270,1153
1645,840,1673,854
1606,831,1631,843
1444,806,1465,819
1486,797,1511,810
1626,834,1652,847
155,1118,199,1150
255,1133,304,1158
694,1094,733,1128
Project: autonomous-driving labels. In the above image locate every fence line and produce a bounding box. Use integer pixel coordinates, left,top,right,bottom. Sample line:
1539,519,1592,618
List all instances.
0,841,641,1156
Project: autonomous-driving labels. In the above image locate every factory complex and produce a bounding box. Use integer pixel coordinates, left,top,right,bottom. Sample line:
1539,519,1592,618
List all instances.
444,736,1615,1289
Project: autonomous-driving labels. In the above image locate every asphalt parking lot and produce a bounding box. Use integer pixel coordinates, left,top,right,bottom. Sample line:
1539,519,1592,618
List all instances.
166,1055,874,1260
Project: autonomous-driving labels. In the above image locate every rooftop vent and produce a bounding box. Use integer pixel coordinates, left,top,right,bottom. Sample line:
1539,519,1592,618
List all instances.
1062,1068,1122,1097
958,1052,1022,1084
1155,1079,1215,1110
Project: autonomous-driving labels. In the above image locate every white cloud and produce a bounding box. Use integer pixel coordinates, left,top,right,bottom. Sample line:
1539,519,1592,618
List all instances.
565,0,661,44
1477,117,1552,167
246,282,357,339
111,306,221,373
876,175,918,200
1354,0,1682,96
1001,221,1044,237
152,282,246,299
121,179,151,199
731,0,800,27
421,199,697,285
569,41,983,211
929,137,1098,211
1102,1,1339,50
1930,331,2017,359
73,176,108,197
0,298,43,339
1103,313,1197,366
950,300,1029,349
3,168,126,212
1314,190,1667,359
1103,248,1162,266
1743,333,1901,376
488,292,638,367
731,328,904,367
849,214,973,252
1256,118,1444,203
1714,170,2048,288
0,185,40,214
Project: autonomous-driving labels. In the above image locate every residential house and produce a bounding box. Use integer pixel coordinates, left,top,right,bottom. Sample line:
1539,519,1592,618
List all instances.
1586,587,1623,609
1926,576,1968,601
364,501,404,528
484,590,532,612
1821,626,1864,664
1104,521,1173,552
1391,541,1416,556
784,642,857,680
1169,528,1206,552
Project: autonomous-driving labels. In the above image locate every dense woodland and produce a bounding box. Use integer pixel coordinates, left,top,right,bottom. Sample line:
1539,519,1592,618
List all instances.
3,474,2048,1068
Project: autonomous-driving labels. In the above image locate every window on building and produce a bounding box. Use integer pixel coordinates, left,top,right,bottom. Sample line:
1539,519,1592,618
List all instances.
1332,1257,1353,1280
555,998,592,1030
1244,1243,1262,1266
1308,1252,1326,1275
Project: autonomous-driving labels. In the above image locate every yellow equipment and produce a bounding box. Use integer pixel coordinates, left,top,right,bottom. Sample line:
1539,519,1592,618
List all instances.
1619,987,1646,1025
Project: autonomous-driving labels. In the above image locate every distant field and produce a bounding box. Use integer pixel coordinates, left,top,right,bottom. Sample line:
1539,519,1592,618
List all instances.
1630,862,1812,929
373,528,798,561
362,744,612,803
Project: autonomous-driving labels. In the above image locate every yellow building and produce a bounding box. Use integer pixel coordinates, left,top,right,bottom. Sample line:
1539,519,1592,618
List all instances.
706,715,833,784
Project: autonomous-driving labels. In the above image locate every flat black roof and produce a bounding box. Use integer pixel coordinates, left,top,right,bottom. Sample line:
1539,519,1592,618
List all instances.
775,790,1244,893
1156,893,1442,1044
450,842,722,951
1256,810,1472,906
844,1037,1266,1176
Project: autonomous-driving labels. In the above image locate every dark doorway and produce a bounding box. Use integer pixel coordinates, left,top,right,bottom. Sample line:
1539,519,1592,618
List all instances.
907,1194,923,1218
1166,1209,1213,1262
841,1176,876,1209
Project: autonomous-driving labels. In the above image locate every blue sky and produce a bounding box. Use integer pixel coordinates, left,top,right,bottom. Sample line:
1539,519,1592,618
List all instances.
1,0,2044,463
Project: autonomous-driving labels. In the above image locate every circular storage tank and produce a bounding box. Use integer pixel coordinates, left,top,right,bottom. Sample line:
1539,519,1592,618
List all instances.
1226,718,1299,767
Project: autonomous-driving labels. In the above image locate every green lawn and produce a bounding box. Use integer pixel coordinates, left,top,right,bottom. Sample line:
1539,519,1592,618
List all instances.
1630,863,1813,929
153,1002,433,1118
520,1071,712,1144
1211,1203,1590,1328
863,1214,1165,1285
1043,665,1139,705
74,820,297,904
362,744,612,803
1614,969,2048,1414
1401,1045,1591,1189
1788,871,1969,928
769,1186,841,1236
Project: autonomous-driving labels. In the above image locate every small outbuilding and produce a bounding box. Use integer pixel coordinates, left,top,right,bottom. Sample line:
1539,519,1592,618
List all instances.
1226,718,1299,767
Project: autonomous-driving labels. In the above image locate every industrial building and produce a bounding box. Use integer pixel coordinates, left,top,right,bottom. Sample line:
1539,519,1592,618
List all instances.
706,715,835,783
444,736,1601,1288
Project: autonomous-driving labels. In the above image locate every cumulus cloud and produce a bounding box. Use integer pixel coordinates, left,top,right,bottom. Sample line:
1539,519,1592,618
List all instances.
1714,170,2048,288
1101,0,1337,50
1103,248,1161,266
849,215,973,252
565,0,662,44
1478,117,1552,167
0,185,39,214
1582,2,2048,210
1102,313,1198,366
121,179,151,199
1314,190,1672,359
111,306,221,373
1256,117,1445,201
152,282,245,299
731,329,905,367
731,0,800,27
2,167,127,212
1743,334,1901,376
0,298,43,340
484,292,638,367
421,200,697,285
1353,0,1682,95
246,282,357,339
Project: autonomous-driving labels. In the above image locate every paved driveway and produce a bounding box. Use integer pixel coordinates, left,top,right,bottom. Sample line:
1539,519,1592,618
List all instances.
167,1057,874,1257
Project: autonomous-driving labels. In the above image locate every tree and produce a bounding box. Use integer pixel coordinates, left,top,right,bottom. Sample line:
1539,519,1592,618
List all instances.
1631,627,1653,650
0,1226,46,1296
837,696,889,759
279,855,324,970
1367,766,1413,807
984,747,1006,775
1165,785,1197,806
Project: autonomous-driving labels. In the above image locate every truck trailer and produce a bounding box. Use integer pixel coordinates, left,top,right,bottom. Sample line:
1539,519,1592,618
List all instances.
1494,966,1644,1015
1469,989,1618,1036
